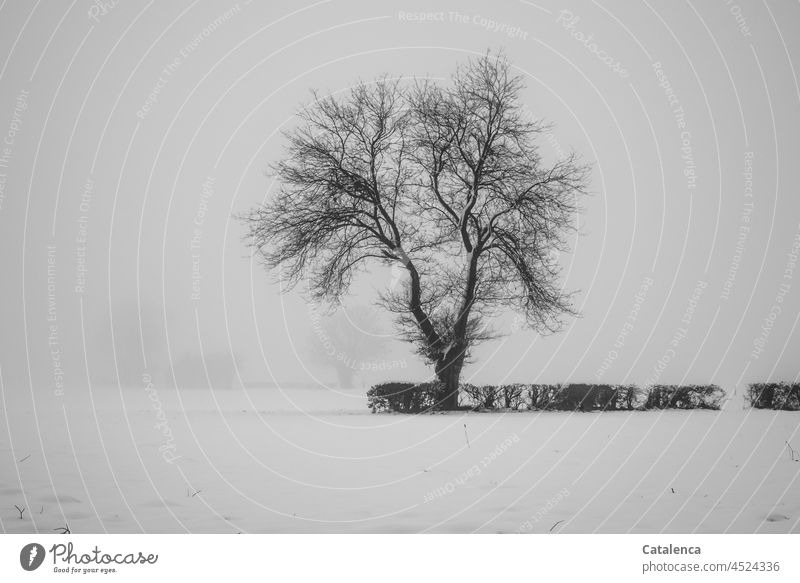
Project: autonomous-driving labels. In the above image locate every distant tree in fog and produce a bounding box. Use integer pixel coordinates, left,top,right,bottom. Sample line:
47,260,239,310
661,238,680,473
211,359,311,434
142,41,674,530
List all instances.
307,304,390,388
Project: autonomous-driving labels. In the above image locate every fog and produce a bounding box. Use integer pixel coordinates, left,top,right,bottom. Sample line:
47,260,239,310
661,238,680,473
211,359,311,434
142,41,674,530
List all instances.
1,0,799,401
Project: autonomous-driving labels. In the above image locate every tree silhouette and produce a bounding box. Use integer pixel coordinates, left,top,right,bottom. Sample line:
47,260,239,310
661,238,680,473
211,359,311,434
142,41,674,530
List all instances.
242,53,588,409
306,304,390,388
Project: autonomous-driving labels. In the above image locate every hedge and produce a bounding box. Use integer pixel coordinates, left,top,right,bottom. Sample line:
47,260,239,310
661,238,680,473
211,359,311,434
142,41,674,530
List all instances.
746,382,800,410
643,384,724,410
368,382,726,412
367,381,440,413
525,384,643,411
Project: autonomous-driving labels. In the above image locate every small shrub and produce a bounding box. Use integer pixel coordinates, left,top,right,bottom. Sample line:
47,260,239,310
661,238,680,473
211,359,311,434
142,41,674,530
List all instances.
500,384,526,409
643,384,724,410
588,385,612,410
557,383,595,411
594,384,643,411
460,383,526,410
462,384,500,409
367,381,439,413
619,384,645,410
746,382,800,410
528,384,563,409
525,384,643,411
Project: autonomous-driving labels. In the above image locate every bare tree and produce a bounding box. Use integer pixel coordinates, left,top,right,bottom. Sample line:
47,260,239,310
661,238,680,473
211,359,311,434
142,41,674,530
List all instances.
242,53,589,410
306,303,390,388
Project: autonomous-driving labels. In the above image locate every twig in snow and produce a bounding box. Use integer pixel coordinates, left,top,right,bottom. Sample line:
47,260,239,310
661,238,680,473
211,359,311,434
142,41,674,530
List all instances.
785,441,799,462
40,506,44,514
671,487,675,494
17,454,31,463
14,505,25,519
464,424,470,448
53,524,70,534
191,490,202,498
549,519,564,533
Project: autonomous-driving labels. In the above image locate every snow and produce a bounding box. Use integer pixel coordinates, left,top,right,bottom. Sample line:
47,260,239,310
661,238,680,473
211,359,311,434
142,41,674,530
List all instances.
1,386,798,533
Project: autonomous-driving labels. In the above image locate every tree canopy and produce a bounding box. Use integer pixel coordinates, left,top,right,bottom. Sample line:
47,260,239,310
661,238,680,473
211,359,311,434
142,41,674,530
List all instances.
242,53,589,408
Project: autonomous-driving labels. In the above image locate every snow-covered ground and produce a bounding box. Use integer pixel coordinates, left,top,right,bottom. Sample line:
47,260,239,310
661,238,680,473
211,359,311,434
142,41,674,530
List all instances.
1,386,798,533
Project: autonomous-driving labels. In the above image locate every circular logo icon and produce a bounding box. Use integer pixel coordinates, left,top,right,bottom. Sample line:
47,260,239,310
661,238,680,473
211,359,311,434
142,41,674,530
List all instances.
20,543,46,571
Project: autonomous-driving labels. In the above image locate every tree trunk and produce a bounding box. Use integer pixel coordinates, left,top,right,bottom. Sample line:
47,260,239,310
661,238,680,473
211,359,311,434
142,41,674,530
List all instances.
432,242,479,411
436,348,465,410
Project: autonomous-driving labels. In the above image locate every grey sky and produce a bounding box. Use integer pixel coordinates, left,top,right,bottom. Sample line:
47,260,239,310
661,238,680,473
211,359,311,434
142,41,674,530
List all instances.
1,0,798,396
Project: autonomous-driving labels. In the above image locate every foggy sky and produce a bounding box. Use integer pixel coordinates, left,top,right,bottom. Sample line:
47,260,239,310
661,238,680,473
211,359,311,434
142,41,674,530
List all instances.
1,0,799,398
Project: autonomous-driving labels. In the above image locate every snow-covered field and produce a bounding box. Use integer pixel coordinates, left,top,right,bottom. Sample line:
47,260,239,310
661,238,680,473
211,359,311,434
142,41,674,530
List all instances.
1,386,798,533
